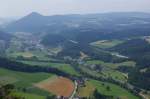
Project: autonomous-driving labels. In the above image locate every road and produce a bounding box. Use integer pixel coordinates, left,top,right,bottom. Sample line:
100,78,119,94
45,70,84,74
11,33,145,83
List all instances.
69,80,78,99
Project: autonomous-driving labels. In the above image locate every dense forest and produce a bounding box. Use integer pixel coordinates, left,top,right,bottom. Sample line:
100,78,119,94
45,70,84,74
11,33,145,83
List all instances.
110,38,150,90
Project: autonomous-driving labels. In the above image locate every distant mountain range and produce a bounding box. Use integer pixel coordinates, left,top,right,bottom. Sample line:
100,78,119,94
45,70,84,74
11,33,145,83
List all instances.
5,12,150,45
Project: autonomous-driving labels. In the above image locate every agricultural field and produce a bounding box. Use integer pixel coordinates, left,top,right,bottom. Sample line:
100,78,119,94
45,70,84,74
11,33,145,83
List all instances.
0,68,53,87
78,81,95,97
90,80,140,99
86,60,136,69
0,68,55,95
79,66,104,78
35,76,75,97
79,66,126,81
91,40,124,49
7,51,51,61
9,52,34,58
48,47,62,55
80,60,134,81
0,76,18,86
78,79,140,99
11,92,45,99
21,60,80,76
29,51,52,61
102,70,127,81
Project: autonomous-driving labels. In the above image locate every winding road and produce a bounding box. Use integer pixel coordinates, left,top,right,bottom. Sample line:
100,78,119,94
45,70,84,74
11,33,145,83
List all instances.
69,81,78,99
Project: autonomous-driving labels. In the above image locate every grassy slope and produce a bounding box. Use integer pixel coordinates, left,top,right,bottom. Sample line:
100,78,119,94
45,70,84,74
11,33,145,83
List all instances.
21,61,80,76
80,66,126,81
79,80,139,99
0,68,54,87
91,40,124,49
90,80,139,99
0,67,56,97
86,60,136,69
78,81,95,97
12,92,45,99
7,51,51,61
79,60,135,81
102,70,127,81
9,52,34,58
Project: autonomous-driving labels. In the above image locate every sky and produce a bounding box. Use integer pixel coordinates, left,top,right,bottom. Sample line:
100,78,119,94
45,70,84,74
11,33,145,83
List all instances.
0,0,150,18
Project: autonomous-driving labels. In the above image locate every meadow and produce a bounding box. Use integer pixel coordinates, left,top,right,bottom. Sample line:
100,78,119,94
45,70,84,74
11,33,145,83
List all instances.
21,60,80,76
0,67,56,97
86,60,136,69
91,40,124,49
78,79,140,99
11,92,45,99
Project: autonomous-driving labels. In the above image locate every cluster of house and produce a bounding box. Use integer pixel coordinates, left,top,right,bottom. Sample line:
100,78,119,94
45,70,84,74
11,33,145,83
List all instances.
13,32,45,52
56,96,70,99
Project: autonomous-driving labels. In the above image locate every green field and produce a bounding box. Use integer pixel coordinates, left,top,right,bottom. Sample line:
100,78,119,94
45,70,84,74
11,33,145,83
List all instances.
90,80,139,99
78,80,140,99
30,51,52,61
7,50,52,61
91,40,124,49
80,66,126,81
21,61,80,76
9,52,34,58
79,66,104,78
0,67,56,97
0,68,54,88
102,70,127,81
86,60,136,69
0,76,18,86
78,81,95,97
11,92,45,99
80,60,133,81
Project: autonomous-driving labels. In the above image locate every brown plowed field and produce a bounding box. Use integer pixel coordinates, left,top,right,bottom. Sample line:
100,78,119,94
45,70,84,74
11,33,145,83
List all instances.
35,76,74,97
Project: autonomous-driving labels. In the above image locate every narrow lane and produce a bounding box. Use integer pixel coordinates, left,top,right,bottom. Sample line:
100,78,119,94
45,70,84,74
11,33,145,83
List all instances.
69,80,78,99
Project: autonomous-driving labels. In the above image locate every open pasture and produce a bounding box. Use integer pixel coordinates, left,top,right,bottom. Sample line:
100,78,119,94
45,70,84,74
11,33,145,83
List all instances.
10,52,34,58
86,60,136,69
78,80,140,99
21,60,80,76
91,40,124,49
11,92,45,99
0,76,18,86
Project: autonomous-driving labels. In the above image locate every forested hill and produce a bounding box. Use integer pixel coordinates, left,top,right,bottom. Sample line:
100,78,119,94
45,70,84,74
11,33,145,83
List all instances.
109,39,150,90
6,12,150,44
111,38,150,68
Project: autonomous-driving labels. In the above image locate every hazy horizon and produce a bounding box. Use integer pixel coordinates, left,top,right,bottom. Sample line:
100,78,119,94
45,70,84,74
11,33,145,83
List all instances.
0,0,150,18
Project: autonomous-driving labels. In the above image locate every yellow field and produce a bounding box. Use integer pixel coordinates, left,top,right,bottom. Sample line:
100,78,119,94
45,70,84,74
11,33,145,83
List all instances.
78,81,95,97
